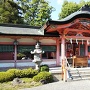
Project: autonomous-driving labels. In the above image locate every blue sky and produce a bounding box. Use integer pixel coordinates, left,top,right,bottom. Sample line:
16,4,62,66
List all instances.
47,0,89,20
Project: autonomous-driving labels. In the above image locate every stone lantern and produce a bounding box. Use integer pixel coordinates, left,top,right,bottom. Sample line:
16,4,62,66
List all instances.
31,41,44,70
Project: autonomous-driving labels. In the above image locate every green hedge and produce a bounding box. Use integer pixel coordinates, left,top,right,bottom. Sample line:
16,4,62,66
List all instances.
0,68,54,83
14,68,38,78
22,68,38,78
39,65,49,72
7,68,38,78
7,69,18,78
0,72,14,83
33,71,54,83
0,68,38,83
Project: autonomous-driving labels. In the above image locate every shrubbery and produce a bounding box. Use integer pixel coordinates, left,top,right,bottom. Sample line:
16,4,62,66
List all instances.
7,69,19,78
39,64,49,72
33,71,54,83
0,72,14,83
7,68,38,78
0,67,54,83
0,68,38,83
18,68,38,78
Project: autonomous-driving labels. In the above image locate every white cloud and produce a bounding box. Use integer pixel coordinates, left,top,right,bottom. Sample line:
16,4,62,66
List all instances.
57,0,64,5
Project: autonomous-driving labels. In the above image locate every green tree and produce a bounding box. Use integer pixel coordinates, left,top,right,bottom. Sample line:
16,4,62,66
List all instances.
59,0,79,19
79,0,86,7
0,0,24,24
59,0,90,20
17,0,54,26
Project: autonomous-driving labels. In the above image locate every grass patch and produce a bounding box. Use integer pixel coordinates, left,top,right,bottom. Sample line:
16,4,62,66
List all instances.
0,78,42,90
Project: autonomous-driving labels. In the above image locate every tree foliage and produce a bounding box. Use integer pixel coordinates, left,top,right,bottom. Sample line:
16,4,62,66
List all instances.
59,0,90,20
17,0,54,26
0,0,24,24
0,0,54,26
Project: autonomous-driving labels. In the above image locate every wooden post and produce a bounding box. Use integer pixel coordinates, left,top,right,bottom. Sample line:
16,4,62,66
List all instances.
56,39,60,66
61,36,65,61
14,45,17,60
14,40,18,68
61,35,67,82
14,45,17,68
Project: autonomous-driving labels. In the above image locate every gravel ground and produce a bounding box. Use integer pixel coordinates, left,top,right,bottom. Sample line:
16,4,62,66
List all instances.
20,80,90,90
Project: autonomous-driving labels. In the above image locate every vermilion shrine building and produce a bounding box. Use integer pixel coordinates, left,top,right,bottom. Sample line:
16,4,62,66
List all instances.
0,5,90,69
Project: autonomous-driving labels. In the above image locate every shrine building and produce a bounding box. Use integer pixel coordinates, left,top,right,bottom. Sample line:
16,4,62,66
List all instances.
0,5,90,69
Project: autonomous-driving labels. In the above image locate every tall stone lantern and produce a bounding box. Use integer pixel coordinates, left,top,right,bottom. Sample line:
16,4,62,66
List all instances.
31,41,44,70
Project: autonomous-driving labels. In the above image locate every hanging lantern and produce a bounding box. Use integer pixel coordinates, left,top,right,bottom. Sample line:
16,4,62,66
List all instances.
70,38,72,44
87,40,89,45
76,39,78,44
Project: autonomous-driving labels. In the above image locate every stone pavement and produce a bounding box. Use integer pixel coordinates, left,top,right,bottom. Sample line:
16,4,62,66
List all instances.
20,80,90,90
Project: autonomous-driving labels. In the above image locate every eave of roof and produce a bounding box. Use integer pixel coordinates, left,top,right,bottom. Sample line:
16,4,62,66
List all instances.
0,23,44,35
0,23,41,29
46,11,90,25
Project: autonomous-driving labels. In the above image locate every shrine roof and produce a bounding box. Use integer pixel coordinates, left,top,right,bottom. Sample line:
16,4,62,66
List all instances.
46,5,90,25
0,23,44,36
42,5,90,37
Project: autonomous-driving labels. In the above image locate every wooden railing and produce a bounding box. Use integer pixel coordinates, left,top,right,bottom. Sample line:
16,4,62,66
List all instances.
73,56,88,68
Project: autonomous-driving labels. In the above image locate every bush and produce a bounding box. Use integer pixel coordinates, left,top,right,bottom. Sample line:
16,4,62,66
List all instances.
14,69,24,78
0,72,14,83
7,68,38,78
39,65,49,72
0,68,38,83
33,71,54,83
21,68,38,78
17,53,26,60
7,69,24,78
7,69,19,78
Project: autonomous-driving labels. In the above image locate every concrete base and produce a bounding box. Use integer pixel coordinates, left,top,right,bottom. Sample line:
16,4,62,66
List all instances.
52,73,62,81
49,67,62,81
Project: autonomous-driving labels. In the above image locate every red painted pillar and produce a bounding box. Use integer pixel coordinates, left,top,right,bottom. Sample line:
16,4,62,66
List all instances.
14,40,18,68
14,45,17,68
56,39,60,66
14,45,17,60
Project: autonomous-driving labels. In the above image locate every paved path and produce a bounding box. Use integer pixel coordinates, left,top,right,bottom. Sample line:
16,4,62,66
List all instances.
21,80,90,90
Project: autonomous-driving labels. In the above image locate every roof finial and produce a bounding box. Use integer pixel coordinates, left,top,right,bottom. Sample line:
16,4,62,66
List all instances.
79,4,90,12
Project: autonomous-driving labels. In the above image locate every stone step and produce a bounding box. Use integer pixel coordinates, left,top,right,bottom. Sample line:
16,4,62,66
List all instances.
49,67,90,81
69,68,90,74
68,68,90,81
68,77,90,81
71,73,90,77
49,67,62,73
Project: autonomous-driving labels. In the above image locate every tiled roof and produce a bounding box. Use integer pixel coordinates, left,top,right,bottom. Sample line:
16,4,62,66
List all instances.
0,23,44,35
46,5,90,25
